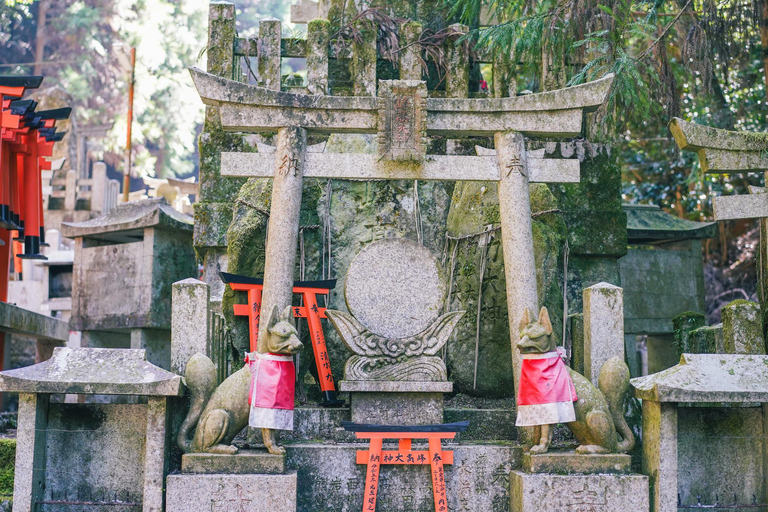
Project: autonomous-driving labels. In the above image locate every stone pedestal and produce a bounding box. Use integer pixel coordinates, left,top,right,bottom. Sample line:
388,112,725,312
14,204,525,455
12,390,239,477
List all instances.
522,451,632,475
181,450,285,474
340,380,452,425
168,451,297,512
510,471,649,512
166,473,298,512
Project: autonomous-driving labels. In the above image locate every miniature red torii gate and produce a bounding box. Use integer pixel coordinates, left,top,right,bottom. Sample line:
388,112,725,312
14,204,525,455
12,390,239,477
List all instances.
343,421,469,512
220,271,343,407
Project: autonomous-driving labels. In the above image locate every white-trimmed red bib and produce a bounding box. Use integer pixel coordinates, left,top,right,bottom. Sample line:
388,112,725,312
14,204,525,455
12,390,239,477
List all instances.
516,349,577,426
246,352,296,431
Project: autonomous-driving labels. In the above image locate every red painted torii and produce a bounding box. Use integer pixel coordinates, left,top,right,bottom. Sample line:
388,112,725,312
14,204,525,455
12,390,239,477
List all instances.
0,76,70,375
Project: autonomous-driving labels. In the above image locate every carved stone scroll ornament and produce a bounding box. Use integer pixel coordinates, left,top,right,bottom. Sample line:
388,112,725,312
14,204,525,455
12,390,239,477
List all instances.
325,309,464,381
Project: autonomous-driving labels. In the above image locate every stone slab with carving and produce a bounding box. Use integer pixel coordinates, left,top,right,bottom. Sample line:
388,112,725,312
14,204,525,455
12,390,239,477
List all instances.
166,473,297,512
326,238,464,382
181,451,285,475
510,471,649,512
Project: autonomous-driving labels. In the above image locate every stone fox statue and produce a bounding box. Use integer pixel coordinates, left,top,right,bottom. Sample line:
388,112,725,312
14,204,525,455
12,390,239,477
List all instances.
517,307,635,455
177,305,303,455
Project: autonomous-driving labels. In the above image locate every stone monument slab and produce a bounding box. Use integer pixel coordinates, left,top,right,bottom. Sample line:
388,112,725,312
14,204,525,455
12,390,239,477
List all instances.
344,238,445,339
166,472,297,512
181,451,285,475
510,471,649,512
522,451,631,475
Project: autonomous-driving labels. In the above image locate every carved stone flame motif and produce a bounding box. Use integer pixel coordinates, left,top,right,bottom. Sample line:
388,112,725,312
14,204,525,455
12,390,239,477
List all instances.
324,239,464,381
377,80,427,163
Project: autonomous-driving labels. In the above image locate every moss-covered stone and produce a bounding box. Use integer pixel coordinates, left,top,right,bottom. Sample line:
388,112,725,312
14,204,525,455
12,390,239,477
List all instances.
444,180,566,397
197,131,252,205
721,300,766,355
0,439,13,499
672,311,706,357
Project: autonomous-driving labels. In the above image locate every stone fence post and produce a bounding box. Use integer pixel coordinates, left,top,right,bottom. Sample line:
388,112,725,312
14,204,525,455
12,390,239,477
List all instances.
583,282,624,385
64,170,77,211
171,278,211,375
91,162,107,212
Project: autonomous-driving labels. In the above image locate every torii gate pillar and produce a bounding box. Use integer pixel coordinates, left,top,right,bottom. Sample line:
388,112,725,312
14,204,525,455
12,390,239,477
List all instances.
496,131,538,389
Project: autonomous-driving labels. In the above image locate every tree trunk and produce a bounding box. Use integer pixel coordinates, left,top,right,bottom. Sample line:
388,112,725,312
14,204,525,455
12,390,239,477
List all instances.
33,0,50,75
762,0,768,94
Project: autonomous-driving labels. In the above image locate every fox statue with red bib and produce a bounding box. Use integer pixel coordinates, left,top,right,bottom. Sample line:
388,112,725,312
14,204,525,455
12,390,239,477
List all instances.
516,306,635,455
177,305,303,455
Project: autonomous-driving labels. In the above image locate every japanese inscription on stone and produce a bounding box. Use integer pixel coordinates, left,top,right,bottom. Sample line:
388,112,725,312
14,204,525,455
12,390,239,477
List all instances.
377,80,427,163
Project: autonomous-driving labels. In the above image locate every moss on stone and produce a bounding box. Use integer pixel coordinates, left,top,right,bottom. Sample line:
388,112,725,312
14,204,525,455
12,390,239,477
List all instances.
672,311,706,358
0,439,15,498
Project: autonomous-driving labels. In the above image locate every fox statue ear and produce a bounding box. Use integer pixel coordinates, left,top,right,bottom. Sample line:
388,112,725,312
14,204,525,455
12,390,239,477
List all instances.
267,305,281,330
538,306,553,335
280,305,294,325
519,308,532,332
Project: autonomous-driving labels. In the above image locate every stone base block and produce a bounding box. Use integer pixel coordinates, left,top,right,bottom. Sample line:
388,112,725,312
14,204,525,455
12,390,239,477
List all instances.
181,450,285,474
166,472,297,512
523,450,631,474
510,471,649,512
340,380,451,425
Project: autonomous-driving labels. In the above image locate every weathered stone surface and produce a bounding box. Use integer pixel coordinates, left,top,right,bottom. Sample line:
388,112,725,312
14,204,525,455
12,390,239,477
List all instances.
672,311,706,357
189,67,613,137
721,300,765,355
670,117,768,173
166,472,297,512
444,179,566,397
690,323,725,354
346,390,445,425
181,450,285,474
306,19,329,96
258,18,281,92
60,198,192,240
287,443,517,512
714,190,768,220
344,238,445,339
583,282,624,386
677,406,764,508
377,80,428,162
0,347,183,396
509,471,649,512
631,353,768,402
343,354,448,381
171,279,210,375
0,300,68,342
641,400,677,512
220,150,580,182
522,450,631,474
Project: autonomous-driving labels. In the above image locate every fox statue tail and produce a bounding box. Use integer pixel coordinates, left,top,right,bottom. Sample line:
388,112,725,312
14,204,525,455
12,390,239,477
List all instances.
176,353,217,453
598,356,636,453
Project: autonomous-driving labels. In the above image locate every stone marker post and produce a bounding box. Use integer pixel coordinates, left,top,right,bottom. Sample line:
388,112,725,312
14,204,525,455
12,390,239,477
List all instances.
583,282,625,385
721,300,765,355
171,278,211,375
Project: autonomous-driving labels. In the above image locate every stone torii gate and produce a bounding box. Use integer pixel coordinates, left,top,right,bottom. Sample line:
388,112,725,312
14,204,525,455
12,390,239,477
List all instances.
190,67,614,391
670,117,768,328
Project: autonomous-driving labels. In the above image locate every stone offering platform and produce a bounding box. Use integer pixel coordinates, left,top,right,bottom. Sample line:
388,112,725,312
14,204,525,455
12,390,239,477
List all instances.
510,471,649,512
340,380,453,425
166,473,298,512
523,450,632,475
181,450,286,474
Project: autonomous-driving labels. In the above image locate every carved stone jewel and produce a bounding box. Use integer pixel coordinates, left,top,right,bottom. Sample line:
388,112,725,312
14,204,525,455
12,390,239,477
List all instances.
325,239,464,382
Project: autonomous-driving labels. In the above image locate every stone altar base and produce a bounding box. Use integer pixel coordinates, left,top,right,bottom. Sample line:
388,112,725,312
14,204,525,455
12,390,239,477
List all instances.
166,473,298,512
522,450,631,474
181,450,285,474
340,380,452,425
510,471,649,512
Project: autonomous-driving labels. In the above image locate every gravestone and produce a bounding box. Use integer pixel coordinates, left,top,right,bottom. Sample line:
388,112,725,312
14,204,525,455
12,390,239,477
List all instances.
326,238,463,425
